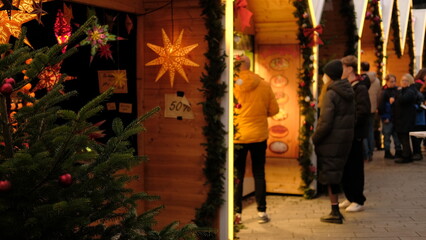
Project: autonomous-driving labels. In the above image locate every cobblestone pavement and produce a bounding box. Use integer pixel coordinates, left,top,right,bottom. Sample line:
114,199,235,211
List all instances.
237,149,426,240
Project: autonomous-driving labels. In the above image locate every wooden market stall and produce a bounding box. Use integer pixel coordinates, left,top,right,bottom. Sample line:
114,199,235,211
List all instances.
242,0,304,195
385,0,413,80
60,0,216,231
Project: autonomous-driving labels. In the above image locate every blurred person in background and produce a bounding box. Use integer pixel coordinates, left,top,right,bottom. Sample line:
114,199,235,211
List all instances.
378,74,402,159
393,73,417,163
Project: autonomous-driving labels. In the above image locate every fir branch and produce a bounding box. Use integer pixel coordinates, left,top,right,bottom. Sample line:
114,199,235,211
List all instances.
391,0,402,58
340,1,359,56
0,94,13,159
195,0,227,232
292,0,316,199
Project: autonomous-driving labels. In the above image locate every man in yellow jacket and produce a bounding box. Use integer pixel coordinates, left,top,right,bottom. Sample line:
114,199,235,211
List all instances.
234,55,279,224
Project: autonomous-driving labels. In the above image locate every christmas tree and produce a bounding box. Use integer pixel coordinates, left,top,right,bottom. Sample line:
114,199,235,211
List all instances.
0,16,201,240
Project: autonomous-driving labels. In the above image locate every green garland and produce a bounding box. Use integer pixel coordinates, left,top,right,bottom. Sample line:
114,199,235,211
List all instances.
340,1,358,56
407,10,414,75
391,0,402,58
292,0,316,199
367,0,384,80
195,0,227,236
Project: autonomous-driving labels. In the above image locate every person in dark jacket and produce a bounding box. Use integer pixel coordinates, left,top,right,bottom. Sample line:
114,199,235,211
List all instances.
339,55,370,213
410,69,426,161
394,73,418,163
378,74,402,159
313,59,355,224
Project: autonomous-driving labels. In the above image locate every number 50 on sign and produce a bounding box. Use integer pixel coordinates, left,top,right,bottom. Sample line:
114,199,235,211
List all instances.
164,94,194,119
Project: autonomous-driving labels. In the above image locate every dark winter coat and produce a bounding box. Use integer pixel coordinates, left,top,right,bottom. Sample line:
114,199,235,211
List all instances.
378,86,398,121
351,79,371,139
313,79,355,185
394,85,417,133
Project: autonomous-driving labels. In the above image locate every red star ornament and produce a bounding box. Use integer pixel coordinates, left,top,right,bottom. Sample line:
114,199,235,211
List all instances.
34,62,76,92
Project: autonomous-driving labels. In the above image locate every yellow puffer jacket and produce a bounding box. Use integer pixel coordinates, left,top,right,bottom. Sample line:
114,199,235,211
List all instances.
234,70,279,143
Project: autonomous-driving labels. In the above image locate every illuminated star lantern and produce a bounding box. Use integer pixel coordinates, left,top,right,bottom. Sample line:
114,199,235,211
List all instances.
33,62,76,92
146,29,199,87
63,2,73,23
29,0,47,25
98,44,113,61
54,9,72,53
80,22,123,63
0,0,19,19
0,11,37,44
0,0,51,44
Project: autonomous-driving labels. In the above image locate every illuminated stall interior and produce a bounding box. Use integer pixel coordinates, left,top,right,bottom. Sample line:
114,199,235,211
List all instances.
235,0,304,196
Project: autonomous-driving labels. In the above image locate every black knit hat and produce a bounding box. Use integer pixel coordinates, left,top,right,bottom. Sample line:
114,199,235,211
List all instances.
323,59,343,81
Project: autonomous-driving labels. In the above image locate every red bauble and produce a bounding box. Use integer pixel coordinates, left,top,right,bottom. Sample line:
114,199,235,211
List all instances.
0,83,13,94
59,173,73,186
4,78,15,86
0,180,11,191
235,103,242,109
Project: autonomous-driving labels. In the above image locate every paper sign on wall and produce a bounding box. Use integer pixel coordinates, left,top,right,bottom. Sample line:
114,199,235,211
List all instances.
106,102,116,111
164,93,194,120
119,103,132,114
98,70,128,93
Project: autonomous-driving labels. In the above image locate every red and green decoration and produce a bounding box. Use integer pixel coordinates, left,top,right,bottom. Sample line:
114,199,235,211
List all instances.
366,0,384,80
293,0,316,199
391,0,402,58
407,10,414,75
195,0,227,238
340,0,359,56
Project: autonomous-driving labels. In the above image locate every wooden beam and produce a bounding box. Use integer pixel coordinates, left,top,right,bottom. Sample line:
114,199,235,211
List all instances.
65,0,145,14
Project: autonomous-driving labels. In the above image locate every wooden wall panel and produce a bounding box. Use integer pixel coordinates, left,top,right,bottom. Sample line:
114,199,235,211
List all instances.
137,0,208,228
386,42,412,81
247,0,298,44
320,0,352,61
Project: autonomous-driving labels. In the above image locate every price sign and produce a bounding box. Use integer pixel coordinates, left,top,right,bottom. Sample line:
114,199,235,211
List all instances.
164,94,194,119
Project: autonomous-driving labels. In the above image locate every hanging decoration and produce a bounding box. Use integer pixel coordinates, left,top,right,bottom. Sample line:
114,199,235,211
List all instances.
303,25,324,47
79,21,124,63
234,0,252,31
0,0,51,44
340,0,358,56
391,0,402,58
54,9,72,53
125,14,133,35
0,0,19,19
292,0,316,199
366,0,384,80
29,0,46,25
0,11,37,44
145,28,199,87
33,63,76,92
194,0,227,235
98,44,113,60
63,2,73,24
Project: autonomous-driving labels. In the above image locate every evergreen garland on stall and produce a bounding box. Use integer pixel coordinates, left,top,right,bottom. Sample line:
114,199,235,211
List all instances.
391,0,402,58
292,0,316,199
195,0,227,236
366,0,384,80
407,10,415,75
340,1,359,56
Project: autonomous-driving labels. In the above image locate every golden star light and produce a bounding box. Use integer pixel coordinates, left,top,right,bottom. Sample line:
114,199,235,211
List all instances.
112,70,127,88
0,0,52,44
145,28,199,87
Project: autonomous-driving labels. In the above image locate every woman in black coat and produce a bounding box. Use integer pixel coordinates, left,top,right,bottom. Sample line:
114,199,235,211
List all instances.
394,73,417,163
313,59,355,224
